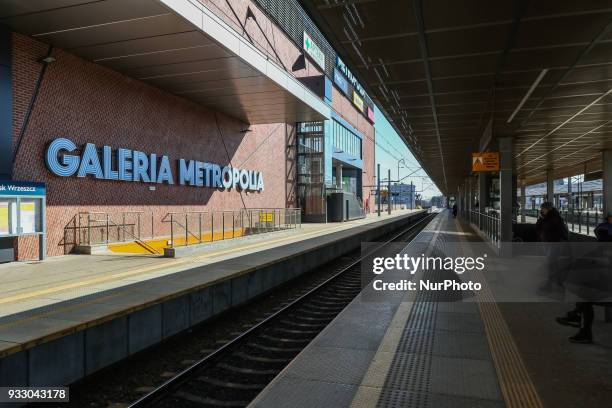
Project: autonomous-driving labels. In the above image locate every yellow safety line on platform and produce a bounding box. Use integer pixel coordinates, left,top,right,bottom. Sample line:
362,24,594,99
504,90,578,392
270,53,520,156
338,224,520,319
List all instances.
0,215,413,358
192,223,347,261
0,222,351,306
456,219,544,408
0,259,188,306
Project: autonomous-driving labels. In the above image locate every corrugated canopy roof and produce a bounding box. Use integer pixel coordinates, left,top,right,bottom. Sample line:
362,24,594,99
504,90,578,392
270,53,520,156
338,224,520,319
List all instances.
301,0,612,194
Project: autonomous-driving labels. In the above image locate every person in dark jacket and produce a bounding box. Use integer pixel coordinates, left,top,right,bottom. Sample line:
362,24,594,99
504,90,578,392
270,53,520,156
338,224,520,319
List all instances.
535,202,568,295
452,203,457,218
535,202,568,242
557,212,612,343
594,212,612,242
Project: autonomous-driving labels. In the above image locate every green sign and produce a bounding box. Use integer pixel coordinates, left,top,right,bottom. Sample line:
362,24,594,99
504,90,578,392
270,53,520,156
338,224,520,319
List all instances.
303,32,325,70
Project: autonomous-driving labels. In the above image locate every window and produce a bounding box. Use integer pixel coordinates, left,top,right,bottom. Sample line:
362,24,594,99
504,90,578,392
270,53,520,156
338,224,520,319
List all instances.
330,119,362,159
0,199,17,235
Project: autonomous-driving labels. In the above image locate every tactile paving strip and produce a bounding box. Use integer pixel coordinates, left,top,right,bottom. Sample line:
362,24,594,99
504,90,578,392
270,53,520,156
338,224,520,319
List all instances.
374,222,504,407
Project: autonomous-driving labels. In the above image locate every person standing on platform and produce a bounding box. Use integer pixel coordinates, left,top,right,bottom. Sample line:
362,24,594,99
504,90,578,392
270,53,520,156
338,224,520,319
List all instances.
557,212,612,344
535,202,568,296
535,202,568,243
594,212,612,242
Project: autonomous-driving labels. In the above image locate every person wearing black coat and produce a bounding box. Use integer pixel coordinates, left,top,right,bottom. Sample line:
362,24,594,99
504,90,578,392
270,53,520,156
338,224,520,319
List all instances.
535,202,568,242
535,202,569,299
594,212,612,242
557,212,612,344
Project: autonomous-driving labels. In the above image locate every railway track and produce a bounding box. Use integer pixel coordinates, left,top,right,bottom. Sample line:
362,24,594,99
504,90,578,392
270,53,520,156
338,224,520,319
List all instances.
129,212,436,408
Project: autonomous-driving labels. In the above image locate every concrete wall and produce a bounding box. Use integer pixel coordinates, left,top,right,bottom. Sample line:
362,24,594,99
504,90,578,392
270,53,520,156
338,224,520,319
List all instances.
0,211,427,389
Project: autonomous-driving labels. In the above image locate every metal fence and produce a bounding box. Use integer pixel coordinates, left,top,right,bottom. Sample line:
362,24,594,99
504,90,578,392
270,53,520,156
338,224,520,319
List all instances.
63,208,301,252
469,210,501,246
69,211,155,246
162,208,301,248
522,208,605,236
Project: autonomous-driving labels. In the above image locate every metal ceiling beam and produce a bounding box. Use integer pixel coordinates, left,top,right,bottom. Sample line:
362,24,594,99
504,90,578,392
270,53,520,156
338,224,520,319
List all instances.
412,0,447,192
516,87,612,157
317,0,376,10
339,8,612,44
518,17,612,127
517,119,612,169
356,38,612,69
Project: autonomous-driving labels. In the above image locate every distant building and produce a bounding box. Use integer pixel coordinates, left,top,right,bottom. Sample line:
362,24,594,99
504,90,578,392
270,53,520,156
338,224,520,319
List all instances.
430,195,445,208
390,183,416,208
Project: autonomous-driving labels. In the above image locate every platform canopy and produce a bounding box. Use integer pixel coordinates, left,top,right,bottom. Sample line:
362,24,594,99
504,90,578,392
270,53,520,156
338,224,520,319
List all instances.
0,0,330,125
302,0,612,193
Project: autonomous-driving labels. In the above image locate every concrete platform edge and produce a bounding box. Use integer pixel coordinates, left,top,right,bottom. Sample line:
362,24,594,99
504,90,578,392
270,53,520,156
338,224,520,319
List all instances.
0,211,427,387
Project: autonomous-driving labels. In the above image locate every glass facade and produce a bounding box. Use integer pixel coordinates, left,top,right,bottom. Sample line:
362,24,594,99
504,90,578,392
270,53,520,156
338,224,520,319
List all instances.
331,120,362,159
297,122,326,221
297,118,364,221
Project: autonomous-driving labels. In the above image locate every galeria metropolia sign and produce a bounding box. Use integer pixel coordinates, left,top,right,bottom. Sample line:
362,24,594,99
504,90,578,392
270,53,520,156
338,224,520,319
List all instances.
45,138,264,191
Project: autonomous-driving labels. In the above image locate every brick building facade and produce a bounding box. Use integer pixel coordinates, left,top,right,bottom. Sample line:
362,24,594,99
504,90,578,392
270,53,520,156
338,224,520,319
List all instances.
11,33,295,259
2,0,375,261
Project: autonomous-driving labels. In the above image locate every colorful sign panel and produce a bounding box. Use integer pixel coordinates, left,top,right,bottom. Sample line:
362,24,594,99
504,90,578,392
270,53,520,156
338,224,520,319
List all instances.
333,68,349,95
352,91,364,112
472,152,500,172
303,32,325,70
337,57,365,98
367,106,375,123
259,212,274,222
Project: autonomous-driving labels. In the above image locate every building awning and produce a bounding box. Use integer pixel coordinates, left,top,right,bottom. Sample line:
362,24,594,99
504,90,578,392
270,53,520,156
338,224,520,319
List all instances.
0,0,330,124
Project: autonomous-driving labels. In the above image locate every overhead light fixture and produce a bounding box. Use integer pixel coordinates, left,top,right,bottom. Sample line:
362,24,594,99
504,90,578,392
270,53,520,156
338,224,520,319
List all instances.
507,68,548,123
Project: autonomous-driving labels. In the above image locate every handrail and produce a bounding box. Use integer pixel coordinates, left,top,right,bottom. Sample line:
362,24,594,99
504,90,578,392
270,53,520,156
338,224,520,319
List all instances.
162,208,301,216
70,211,158,253
66,209,301,253
103,217,159,254
162,208,301,248
520,207,602,236
469,210,501,247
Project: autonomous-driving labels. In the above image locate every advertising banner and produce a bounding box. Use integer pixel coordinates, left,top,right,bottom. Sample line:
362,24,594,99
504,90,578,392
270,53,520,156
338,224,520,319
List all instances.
352,91,364,112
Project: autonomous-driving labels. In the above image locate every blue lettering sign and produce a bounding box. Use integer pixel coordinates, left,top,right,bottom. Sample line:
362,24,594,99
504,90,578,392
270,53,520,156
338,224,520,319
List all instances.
45,138,79,177
336,57,367,99
333,68,349,95
0,181,46,197
44,138,264,191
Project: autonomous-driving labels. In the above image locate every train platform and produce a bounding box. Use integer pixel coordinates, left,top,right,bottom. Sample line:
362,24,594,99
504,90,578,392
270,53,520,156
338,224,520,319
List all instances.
0,209,417,319
252,210,612,408
0,208,427,388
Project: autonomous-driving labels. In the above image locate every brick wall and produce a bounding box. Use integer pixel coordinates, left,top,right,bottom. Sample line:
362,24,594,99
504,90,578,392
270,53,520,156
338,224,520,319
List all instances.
11,33,294,259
